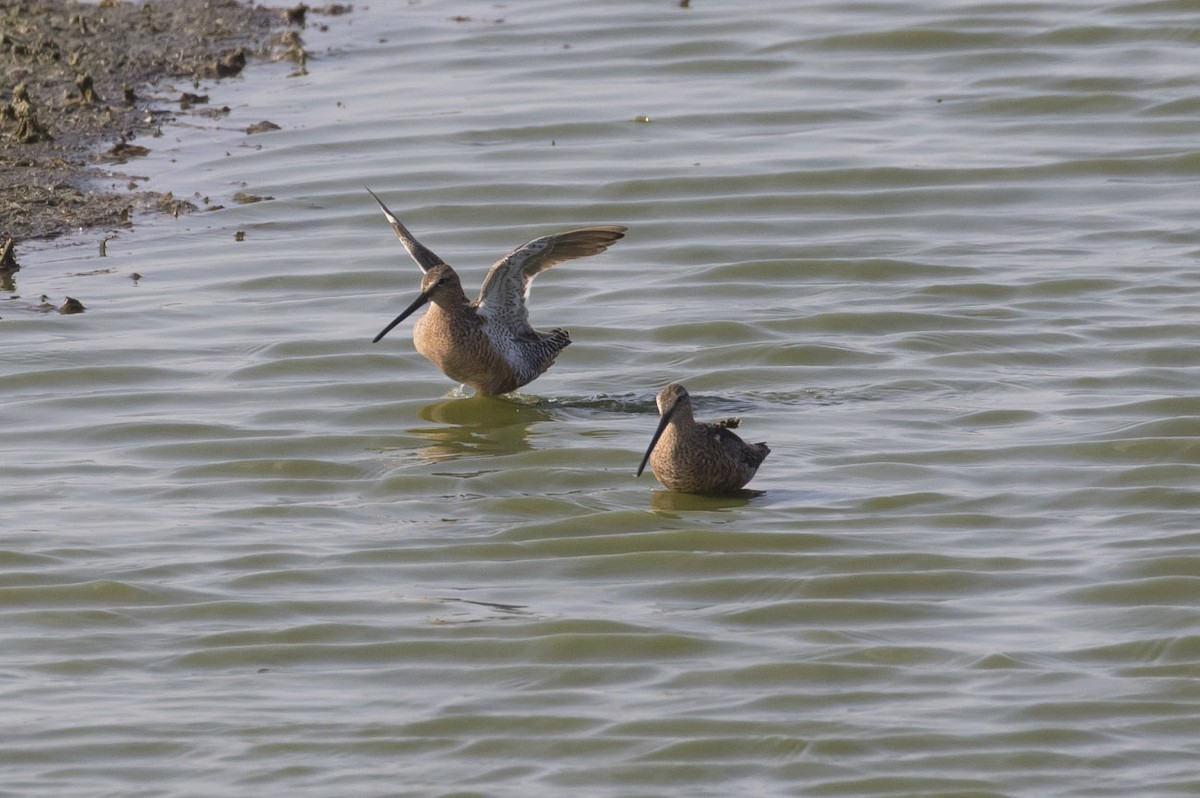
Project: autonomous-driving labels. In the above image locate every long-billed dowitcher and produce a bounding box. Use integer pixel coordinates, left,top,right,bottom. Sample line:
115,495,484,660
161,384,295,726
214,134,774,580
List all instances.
636,383,770,494
367,188,626,396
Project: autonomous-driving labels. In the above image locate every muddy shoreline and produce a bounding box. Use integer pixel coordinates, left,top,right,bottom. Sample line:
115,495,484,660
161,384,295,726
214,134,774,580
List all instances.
1,0,341,254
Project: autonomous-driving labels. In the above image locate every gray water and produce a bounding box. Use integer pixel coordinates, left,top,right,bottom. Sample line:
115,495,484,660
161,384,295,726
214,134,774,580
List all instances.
3,1,1200,795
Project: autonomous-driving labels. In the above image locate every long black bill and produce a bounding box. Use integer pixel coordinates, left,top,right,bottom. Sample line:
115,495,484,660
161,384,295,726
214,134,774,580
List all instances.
372,289,433,343
636,397,682,477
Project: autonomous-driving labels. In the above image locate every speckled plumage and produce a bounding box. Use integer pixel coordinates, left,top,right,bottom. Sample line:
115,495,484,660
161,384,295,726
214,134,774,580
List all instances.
367,188,626,396
637,383,770,494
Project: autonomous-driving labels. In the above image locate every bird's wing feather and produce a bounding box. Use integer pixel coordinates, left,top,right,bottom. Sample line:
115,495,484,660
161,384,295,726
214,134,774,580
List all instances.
709,423,769,470
365,187,444,273
476,226,627,332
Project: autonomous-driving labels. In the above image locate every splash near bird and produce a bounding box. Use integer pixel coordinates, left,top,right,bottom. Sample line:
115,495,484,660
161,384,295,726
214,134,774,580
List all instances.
637,383,770,494
367,188,626,396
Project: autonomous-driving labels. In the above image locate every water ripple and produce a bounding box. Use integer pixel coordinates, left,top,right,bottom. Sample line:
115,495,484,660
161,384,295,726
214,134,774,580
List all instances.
3,0,1200,795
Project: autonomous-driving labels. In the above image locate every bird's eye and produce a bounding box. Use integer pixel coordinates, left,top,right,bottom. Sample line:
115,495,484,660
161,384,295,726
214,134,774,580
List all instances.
437,277,448,286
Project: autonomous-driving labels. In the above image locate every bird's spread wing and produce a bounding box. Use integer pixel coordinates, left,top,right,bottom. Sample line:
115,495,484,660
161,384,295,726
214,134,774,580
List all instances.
365,187,444,273
476,225,626,333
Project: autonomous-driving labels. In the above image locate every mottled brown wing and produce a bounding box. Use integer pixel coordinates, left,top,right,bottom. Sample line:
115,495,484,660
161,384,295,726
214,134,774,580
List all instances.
476,225,627,333
365,187,445,273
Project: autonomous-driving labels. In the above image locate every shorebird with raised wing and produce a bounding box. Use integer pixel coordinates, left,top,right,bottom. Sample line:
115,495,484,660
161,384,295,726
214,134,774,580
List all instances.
367,188,626,396
637,383,770,494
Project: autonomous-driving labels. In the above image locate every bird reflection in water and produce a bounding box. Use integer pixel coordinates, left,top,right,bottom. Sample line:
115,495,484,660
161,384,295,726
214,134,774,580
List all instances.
407,393,554,462
647,487,763,513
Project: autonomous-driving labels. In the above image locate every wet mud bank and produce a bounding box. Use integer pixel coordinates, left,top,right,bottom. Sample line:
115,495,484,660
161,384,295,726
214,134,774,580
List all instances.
1,0,342,255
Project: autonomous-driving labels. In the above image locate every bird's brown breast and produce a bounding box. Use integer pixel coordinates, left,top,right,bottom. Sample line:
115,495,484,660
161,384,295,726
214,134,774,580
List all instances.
413,305,520,395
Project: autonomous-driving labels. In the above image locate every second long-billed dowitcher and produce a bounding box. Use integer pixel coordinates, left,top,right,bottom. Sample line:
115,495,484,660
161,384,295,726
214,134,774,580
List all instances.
367,189,626,396
636,383,770,494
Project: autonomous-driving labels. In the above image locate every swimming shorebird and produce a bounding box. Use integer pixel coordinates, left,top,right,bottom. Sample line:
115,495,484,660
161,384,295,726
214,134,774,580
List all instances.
367,188,626,396
636,383,770,494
